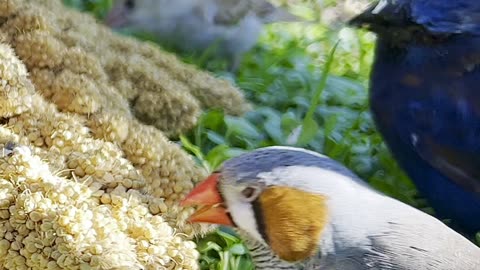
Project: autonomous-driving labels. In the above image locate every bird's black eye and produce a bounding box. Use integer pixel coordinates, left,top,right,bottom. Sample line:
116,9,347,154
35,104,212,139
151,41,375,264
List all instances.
241,186,258,201
125,0,135,9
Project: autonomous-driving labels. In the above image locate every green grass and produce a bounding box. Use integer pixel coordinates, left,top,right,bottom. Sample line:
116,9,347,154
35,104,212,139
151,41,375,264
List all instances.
64,1,479,268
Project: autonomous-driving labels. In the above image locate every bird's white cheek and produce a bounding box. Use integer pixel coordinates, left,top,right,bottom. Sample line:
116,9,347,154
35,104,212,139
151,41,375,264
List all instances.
222,192,266,244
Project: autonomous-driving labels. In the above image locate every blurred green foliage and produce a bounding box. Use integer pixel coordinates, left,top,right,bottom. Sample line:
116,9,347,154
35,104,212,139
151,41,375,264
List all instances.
63,0,113,18
64,0,478,269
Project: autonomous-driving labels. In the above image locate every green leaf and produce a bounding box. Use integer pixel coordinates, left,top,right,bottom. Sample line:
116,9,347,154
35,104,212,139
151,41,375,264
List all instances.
204,145,242,170
200,110,227,130
296,116,319,145
206,131,227,145
297,41,339,146
205,145,248,170
179,135,210,171
197,233,227,248
281,111,300,132
179,136,204,161
326,76,367,106
224,116,262,139
217,251,228,270
216,230,241,247
323,114,339,138
229,244,248,255
263,114,283,144
218,226,239,237
237,256,255,270
197,241,223,253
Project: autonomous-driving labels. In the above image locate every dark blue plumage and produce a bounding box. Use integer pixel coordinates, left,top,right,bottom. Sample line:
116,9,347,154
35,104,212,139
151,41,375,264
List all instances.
350,0,480,234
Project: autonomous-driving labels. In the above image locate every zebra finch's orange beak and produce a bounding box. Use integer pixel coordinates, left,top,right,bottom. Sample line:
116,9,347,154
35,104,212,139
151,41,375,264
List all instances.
181,173,234,226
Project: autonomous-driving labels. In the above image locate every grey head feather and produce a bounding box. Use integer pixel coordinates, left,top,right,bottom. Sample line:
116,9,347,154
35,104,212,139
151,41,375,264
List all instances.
221,146,367,186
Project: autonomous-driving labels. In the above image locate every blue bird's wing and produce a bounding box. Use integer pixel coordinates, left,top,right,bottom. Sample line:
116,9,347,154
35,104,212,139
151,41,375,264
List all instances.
413,135,480,194
408,0,480,35
399,94,480,196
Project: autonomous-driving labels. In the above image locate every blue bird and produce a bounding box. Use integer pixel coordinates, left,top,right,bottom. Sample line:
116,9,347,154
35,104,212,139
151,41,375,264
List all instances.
349,0,480,235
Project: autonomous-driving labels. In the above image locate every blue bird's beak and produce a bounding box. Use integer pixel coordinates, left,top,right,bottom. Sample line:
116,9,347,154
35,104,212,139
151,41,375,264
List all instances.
348,5,378,27
348,0,404,30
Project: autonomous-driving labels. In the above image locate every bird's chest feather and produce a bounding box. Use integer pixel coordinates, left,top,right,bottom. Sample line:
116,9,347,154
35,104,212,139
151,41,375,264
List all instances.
368,39,480,230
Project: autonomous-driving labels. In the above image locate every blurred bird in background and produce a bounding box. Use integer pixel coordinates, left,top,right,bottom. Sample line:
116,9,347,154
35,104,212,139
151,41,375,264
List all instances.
350,0,480,236
105,0,301,71
182,147,480,269
319,0,371,28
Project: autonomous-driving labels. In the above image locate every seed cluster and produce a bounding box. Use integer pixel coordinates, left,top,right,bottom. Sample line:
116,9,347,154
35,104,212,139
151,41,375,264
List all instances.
1,0,251,137
0,141,202,269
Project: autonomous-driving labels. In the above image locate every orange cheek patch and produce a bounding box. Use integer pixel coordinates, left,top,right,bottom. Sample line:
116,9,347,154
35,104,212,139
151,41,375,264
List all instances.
259,186,328,262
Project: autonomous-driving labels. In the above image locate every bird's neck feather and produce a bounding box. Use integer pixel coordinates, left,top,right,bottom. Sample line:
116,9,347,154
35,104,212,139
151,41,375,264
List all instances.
236,229,300,269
